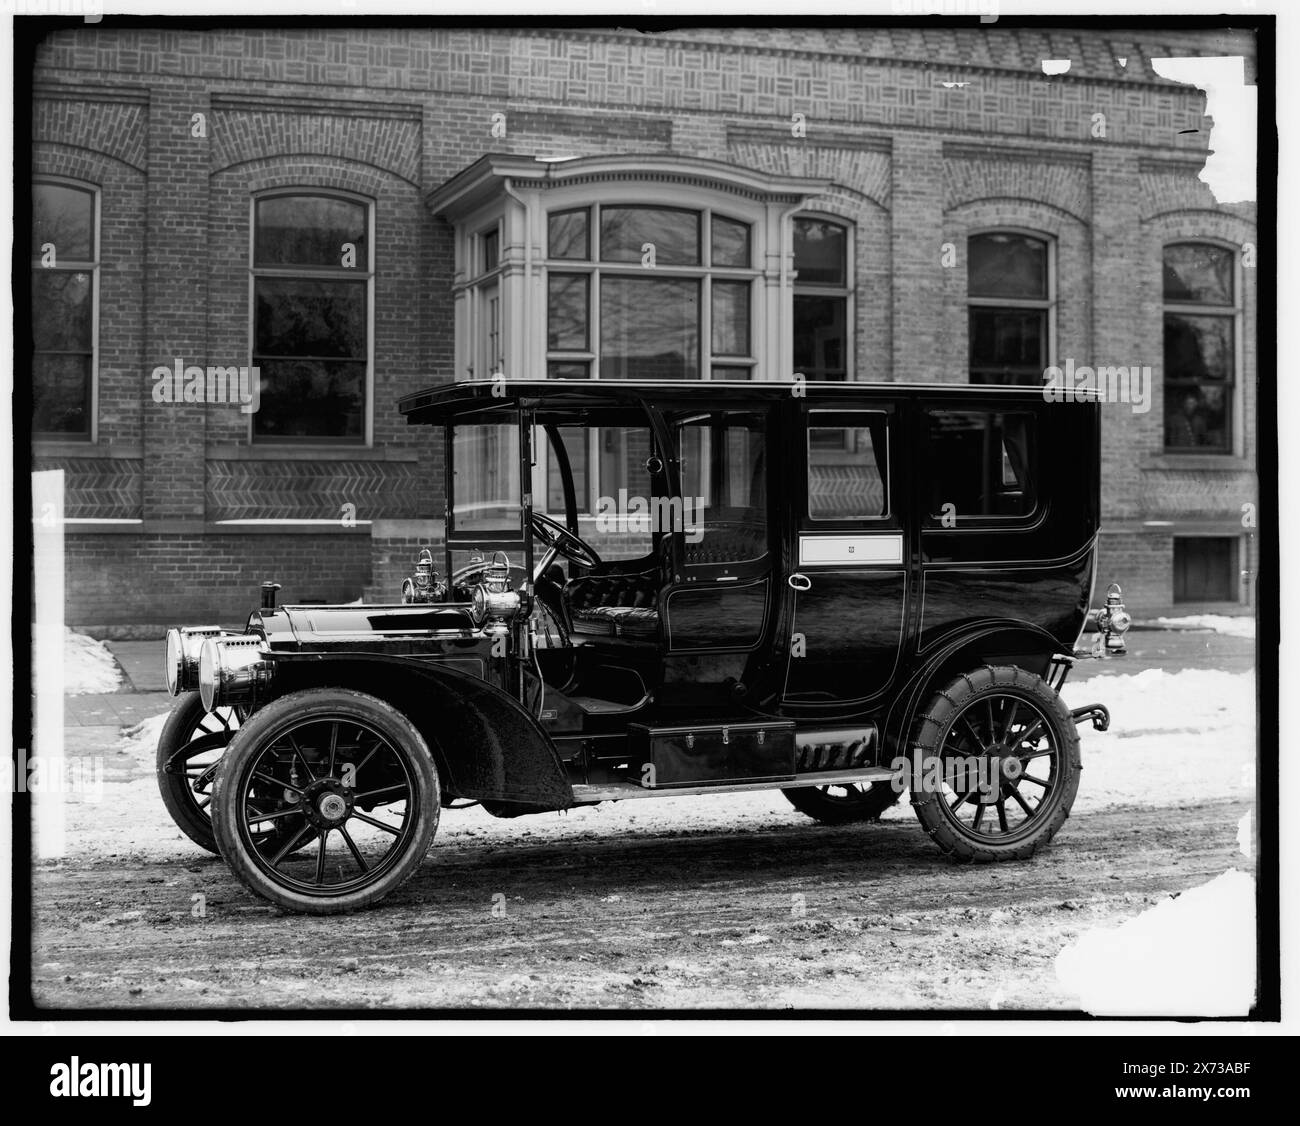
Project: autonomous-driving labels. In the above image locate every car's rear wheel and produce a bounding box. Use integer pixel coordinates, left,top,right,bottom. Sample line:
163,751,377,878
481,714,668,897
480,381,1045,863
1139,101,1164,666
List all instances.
908,665,1080,862
782,781,901,824
210,689,440,914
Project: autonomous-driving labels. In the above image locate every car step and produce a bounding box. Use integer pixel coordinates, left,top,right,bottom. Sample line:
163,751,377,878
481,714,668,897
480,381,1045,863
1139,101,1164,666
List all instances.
571,766,898,803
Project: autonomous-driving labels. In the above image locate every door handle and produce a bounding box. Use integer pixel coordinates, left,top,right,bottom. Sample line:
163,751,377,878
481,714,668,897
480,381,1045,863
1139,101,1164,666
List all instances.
788,573,811,592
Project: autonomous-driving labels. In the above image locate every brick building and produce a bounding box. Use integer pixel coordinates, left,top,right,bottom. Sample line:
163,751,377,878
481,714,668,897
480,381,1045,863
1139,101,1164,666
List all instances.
26,23,1259,631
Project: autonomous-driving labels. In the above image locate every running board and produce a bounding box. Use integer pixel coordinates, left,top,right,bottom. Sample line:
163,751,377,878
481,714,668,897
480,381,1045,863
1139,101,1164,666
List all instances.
571,766,898,803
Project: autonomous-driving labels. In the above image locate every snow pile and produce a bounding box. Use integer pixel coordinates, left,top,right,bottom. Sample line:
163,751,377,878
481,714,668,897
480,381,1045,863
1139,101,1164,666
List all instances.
1061,668,1254,810
63,628,123,695
1056,868,1255,1016
66,666,1256,860
120,712,169,753
1149,614,1255,639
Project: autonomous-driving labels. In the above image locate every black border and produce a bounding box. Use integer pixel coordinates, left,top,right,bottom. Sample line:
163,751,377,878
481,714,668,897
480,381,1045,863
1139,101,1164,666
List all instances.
9,10,1280,1024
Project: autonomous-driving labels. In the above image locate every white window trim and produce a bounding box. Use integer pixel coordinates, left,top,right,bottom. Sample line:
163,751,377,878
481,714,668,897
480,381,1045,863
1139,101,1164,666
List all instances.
33,176,100,442
533,188,770,516
540,199,764,383
967,227,1057,384
247,188,376,447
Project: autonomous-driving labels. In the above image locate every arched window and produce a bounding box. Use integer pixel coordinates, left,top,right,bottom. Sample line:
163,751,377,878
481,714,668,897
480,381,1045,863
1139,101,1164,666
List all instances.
32,179,98,435
967,231,1053,386
792,216,850,382
1163,242,1237,452
251,192,372,442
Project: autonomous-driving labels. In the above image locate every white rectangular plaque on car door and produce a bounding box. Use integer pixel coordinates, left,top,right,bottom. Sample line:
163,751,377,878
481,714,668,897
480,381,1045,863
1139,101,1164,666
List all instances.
798,534,904,566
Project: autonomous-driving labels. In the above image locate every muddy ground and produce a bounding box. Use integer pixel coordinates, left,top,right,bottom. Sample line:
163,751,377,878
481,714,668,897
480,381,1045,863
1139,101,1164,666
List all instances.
31,792,1251,1012
30,637,1257,1014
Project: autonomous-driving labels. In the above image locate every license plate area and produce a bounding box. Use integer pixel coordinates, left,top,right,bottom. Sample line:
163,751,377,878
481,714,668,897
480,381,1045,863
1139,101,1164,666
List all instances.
629,721,796,788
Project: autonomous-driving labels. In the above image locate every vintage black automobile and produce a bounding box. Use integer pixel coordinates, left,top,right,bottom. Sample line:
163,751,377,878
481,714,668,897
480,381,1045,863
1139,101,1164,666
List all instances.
157,378,1129,913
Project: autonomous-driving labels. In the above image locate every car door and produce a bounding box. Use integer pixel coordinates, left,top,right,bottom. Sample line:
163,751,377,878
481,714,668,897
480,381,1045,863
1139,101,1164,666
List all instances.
780,401,909,707
660,407,776,654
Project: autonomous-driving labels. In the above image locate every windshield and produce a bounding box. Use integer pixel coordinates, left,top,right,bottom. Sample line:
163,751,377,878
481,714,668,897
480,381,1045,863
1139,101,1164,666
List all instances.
451,422,521,536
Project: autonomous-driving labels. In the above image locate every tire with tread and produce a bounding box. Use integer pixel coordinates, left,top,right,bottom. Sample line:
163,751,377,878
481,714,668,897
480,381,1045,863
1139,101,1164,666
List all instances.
783,781,901,824
155,692,237,854
211,688,440,914
908,664,1080,863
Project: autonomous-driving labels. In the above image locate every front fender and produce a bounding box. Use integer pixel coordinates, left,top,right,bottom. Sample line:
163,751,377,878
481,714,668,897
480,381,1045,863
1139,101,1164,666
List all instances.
268,653,572,810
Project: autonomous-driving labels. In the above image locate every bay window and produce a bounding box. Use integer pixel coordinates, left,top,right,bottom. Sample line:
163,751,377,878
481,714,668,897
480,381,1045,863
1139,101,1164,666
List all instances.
544,204,757,382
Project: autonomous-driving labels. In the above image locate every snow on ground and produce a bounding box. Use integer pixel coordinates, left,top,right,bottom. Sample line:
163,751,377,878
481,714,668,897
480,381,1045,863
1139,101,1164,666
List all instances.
1061,667,1254,812
1147,614,1256,639
55,665,1255,861
63,628,123,695
1056,868,1256,1016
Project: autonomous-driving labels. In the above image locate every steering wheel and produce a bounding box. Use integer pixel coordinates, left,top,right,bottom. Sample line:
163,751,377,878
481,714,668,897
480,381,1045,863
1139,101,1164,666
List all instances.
530,511,602,570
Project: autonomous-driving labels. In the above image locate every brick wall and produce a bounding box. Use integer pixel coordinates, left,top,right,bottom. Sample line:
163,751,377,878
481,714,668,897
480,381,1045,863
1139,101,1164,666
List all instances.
64,531,372,629
28,25,1259,623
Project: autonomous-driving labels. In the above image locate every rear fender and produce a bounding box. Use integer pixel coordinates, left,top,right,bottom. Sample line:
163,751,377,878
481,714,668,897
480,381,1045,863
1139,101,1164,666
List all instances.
880,621,1063,765
269,654,572,810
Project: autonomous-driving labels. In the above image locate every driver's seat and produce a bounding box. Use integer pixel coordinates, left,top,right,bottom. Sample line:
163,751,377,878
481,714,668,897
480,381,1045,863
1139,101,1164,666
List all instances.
561,542,667,640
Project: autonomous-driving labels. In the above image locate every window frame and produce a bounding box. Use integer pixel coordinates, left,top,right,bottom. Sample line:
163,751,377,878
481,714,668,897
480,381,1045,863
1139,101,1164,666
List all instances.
792,213,853,384
966,228,1056,388
542,202,761,384
1161,239,1242,456
919,405,1042,528
540,199,762,517
248,188,376,446
470,218,505,381
32,176,100,441
804,408,893,525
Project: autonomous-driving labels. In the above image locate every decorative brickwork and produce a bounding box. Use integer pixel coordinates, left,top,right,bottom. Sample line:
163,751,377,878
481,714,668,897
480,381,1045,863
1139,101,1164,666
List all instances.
28,25,1259,621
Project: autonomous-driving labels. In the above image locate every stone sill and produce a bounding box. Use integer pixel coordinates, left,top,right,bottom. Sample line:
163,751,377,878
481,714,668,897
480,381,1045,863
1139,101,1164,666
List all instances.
1143,454,1254,472
34,443,424,464
34,441,143,459
1100,519,1256,534
62,520,376,535
207,445,421,462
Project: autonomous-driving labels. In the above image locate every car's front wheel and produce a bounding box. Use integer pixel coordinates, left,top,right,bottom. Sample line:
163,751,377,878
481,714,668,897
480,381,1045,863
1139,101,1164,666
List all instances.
908,665,1080,862
210,689,440,914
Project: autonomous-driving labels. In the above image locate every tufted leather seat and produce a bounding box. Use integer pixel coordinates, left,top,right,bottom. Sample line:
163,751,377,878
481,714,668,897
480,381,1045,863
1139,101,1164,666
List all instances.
564,561,662,639
561,524,767,639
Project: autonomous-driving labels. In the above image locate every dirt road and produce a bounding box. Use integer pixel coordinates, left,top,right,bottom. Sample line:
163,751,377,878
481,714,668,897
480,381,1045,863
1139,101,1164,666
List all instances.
31,791,1251,1012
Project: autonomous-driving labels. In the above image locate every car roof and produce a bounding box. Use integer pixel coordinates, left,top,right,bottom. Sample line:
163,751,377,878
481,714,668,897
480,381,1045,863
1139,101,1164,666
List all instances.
399,378,1090,424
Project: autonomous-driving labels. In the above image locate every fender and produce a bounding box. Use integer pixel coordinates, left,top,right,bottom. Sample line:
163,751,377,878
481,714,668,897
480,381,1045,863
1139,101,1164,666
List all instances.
268,652,572,810
879,619,1065,764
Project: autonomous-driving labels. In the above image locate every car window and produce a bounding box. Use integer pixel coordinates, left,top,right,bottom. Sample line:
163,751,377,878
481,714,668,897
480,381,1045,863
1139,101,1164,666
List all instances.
451,422,521,535
591,425,658,560
807,410,889,520
675,411,768,565
924,409,1036,521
